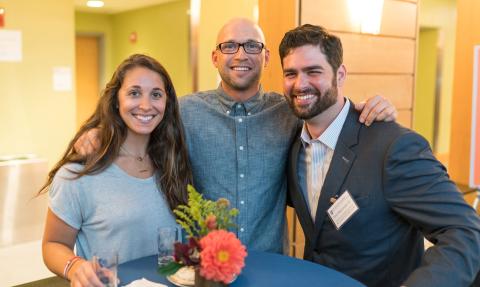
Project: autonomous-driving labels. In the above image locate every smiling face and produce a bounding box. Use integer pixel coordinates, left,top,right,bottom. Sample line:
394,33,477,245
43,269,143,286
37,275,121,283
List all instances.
118,66,167,137
282,45,345,120
212,19,270,100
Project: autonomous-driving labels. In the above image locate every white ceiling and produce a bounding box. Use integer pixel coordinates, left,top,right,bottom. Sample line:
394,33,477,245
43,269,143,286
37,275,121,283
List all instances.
74,0,178,14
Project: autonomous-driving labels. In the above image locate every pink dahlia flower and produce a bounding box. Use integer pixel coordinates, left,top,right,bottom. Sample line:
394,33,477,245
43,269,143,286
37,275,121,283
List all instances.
199,230,247,283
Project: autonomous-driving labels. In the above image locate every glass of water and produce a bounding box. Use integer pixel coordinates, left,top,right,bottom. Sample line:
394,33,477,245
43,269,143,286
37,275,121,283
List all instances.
92,251,118,287
157,226,181,267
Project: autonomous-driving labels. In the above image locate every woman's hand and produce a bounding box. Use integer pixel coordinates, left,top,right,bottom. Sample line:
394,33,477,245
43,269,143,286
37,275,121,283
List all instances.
68,259,104,287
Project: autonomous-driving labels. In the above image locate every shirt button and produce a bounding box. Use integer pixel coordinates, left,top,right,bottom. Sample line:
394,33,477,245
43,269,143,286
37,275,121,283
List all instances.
237,105,242,109
240,228,245,232
238,118,243,123
239,146,244,150
247,112,251,116
226,110,230,114
239,173,244,178
240,200,245,205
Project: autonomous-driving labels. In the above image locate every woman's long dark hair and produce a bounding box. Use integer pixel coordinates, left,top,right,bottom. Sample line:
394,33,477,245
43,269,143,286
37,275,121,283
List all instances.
38,54,192,210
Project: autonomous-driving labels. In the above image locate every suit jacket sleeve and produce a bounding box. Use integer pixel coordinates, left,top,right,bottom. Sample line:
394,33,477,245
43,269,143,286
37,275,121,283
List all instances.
382,132,480,287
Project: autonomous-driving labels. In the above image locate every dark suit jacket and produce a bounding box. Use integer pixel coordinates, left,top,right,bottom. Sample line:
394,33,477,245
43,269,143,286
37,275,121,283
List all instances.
287,104,480,287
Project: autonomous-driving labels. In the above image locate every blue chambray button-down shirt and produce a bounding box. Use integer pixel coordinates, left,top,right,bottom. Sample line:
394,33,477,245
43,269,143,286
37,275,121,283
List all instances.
179,86,300,253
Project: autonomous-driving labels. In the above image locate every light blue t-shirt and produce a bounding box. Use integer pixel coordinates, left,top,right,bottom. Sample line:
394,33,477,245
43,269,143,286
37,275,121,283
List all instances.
49,163,176,263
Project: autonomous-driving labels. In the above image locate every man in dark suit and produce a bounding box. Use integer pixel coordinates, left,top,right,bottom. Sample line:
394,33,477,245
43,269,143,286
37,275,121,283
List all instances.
281,24,480,287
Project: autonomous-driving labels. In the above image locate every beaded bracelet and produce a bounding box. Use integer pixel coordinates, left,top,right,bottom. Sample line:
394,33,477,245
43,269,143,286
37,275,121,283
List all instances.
63,256,82,279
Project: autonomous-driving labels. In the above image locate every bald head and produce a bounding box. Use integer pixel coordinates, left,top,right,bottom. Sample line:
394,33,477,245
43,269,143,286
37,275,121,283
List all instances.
216,18,266,45
211,18,270,102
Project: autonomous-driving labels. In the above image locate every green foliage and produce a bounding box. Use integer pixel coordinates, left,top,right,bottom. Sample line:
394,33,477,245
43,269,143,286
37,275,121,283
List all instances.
157,261,183,276
174,185,239,238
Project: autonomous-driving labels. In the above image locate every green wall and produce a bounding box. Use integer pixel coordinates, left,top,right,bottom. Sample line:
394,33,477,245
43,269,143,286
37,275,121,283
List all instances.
418,0,457,155
414,28,438,146
112,0,191,96
0,0,75,166
75,0,191,97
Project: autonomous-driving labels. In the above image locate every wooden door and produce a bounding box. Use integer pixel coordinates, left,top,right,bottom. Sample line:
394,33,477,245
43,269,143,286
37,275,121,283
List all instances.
75,35,100,129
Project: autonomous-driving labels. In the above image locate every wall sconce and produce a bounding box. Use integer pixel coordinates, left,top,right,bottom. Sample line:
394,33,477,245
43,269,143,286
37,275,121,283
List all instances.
347,0,384,35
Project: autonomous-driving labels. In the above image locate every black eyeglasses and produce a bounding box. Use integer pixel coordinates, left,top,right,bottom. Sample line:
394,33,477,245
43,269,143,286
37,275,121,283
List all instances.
216,41,265,54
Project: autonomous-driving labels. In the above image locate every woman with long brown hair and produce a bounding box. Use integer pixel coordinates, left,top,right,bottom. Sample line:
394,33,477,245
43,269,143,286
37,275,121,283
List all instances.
39,54,191,286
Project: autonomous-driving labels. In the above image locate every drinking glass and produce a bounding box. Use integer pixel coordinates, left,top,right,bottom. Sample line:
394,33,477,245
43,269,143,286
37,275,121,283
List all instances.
158,226,181,267
92,251,118,287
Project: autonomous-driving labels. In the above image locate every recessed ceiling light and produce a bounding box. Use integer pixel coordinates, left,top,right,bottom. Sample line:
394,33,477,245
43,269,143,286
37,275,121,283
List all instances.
86,0,104,8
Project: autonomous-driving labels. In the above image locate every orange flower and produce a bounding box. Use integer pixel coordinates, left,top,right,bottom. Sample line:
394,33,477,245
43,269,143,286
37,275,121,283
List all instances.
205,214,217,230
199,230,247,283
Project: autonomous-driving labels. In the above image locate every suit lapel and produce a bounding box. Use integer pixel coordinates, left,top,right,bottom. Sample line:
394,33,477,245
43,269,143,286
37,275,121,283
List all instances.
312,105,361,241
289,136,316,244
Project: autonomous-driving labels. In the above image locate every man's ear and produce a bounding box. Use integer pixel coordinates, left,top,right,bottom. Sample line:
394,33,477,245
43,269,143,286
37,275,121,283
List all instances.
264,48,270,68
336,64,347,87
211,50,218,68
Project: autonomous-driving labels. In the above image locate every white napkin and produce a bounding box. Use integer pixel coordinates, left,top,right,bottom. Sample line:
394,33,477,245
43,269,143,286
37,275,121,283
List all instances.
122,278,168,287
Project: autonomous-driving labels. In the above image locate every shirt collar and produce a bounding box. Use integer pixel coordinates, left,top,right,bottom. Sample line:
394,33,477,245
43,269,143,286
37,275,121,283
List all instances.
215,84,265,114
300,98,351,150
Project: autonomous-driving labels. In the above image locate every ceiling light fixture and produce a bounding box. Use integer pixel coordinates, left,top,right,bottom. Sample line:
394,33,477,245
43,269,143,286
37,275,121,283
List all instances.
86,0,105,8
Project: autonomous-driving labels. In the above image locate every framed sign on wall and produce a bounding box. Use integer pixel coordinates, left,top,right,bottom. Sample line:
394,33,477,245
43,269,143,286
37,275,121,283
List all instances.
470,45,480,209
470,46,480,188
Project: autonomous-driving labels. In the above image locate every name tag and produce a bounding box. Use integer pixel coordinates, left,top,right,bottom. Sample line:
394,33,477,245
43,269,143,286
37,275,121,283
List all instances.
327,190,359,230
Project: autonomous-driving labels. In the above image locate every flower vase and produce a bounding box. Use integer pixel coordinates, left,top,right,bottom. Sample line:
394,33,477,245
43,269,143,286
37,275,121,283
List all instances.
195,269,228,287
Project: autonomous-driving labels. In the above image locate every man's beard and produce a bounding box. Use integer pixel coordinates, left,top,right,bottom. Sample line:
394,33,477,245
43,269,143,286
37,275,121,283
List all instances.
287,80,338,120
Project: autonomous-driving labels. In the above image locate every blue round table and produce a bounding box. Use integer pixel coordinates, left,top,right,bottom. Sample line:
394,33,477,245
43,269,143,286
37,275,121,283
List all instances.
118,250,365,286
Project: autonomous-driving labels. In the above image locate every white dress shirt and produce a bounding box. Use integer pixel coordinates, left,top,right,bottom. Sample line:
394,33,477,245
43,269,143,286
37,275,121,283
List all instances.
298,99,351,220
